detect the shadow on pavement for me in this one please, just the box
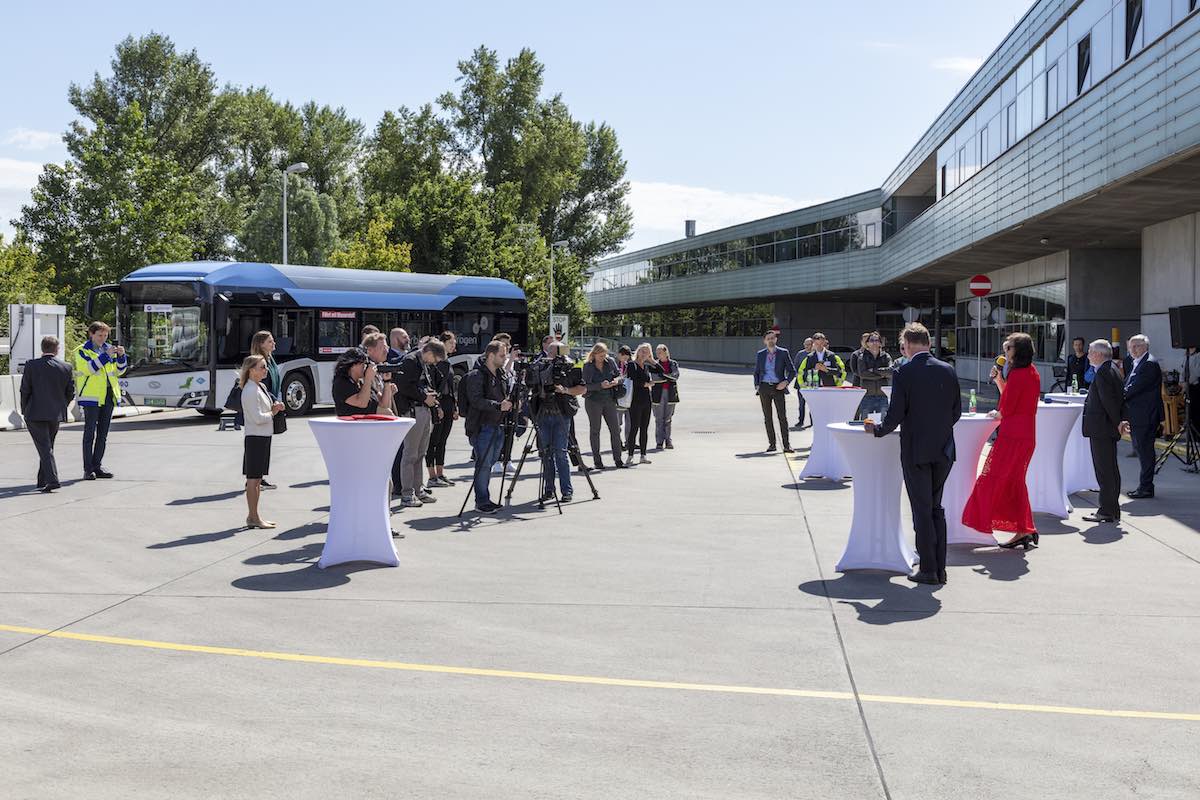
[798,574,942,623]
[786,480,850,491]
[1078,523,1126,545]
[289,479,329,489]
[735,451,785,459]
[947,545,1032,581]
[273,521,327,541]
[166,490,244,506]
[147,527,245,549]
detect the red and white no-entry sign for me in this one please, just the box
[969,274,992,297]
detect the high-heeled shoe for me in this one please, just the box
[1031,532,1039,546]
[998,534,1034,550]
[246,518,277,529]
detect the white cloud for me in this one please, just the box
[2,127,60,151]
[624,180,823,253]
[0,157,44,239]
[931,56,984,76]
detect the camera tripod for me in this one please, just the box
[504,401,600,512]
[458,372,527,518]
[1155,357,1199,474]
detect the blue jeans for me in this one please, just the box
[857,393,889,420]
[82,403,115,473]
[537,413,573,496]
[472,425,503,505]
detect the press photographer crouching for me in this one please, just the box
[527,340,587,502]
[463,340,514,513]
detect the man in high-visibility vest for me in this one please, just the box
[795,332,847,387]
[74,320,128,479]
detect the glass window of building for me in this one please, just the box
[1076,34,1092,95]
[1126,0,1144,58]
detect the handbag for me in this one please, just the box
[223,382,241,411]
[273,409,288,435]
[616,377,634,410]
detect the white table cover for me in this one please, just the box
[943,413,1001,545]
[882,386,893,401]
[309,417,414,569]
[1043,392,1097,494]
[830,423,918,574]
[1026,402,1083,519]
[798,388,866,479]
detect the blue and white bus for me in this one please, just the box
[86,261,528,415]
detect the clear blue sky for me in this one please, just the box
[0,0,1033,253]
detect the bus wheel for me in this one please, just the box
[283,372,314,416]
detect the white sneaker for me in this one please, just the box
[639,455,652,464]
[418,490,437,503]
[491,463,504,475]
[401,496,423,508]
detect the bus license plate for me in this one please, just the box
[144,397,167,407]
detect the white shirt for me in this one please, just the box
[241,381,274,437]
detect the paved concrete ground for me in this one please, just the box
[1,366,1197,799]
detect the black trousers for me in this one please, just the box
[1088,435,1121,518]
[425,414,453,467]
[1130,424,1157,492]
[796,391,807,427]
[901,458,952,576]
[626,402,651,456]
[27,420,61,487]
[758,385,790,448]
[391,443,405,494]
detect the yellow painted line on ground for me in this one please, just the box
[2,623,1197,722]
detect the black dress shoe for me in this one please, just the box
[40,484,59,493]
[94,469,113,479]
[260,479,276,489]
[1082,513,1116,523]
[83,472,96,481]
[938,569,948,584]
[1126,489,1154,499]
[615,460,629,469]
[783,445,795,453]
[766,444,777,453]
[593,461,606,471]
[906,572,941,585]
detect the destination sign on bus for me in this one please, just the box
[320,310,356,319]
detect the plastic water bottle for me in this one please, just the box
[969,388,977,414]
[1071,374,1079,395]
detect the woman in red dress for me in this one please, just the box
[962,332,1041,549]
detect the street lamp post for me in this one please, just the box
[549,239,569,335]
[282,162,309,264]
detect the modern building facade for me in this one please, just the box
[583,0,1200,386]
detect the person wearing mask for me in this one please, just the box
[425,331,459,488]
[1065,337,1090,391]
[239,354,285,529]
[534,340,587,501]
[74,321,128,480]
[852,331,892,419]
[582,342,626,470]
[387,327,410,362]
[795,333,846,387]
[1120,334,1163,499]
[463,341,513,513]
[753,330,796,453]
[393,339,447,508]
[962,332,1041,549]
[651,344,681,450]
[20,335,74,492]
[793,337,814,429]
[864,323,960,585]
[624,343,659,464]
[1081,339,1124,523]
[249,331,283,489]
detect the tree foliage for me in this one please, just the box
[239,172,340,266]
[329,211,412,271]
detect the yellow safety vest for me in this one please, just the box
[74,343,127,406]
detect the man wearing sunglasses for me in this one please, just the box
[851,331,893,420]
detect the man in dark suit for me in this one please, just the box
[19,336,75,493]
[753,330,796,453]
[1081,340,1124,522]
[865,323,961,585]
[1120,334,1163,499]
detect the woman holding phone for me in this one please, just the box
[582,342,626,469]
[624,343,659,464]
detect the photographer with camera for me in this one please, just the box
[331,346,394,416]
[392,339,448,508]
[530,340,586,502]
[463,341,514,513]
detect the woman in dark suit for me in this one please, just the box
[962,332,1041,549]
[625,343,658,464]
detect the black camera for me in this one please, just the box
[374,361,404,377]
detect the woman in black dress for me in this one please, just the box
[425,331,459,488]
[624,343,658,464]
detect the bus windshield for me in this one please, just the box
[120,282,207,369]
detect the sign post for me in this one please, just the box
[549,314,569,342]
[969,274,992,393]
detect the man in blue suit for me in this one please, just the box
[865,323,961,585]
[1120,334,1163,499]
[753,330,796,453]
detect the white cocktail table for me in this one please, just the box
[943,413,1001,545]
[1025,402,1084,519]
[829,423,917,574]
[882,386,893,401]
[1043,392,1097,494]
[309,417,414,569]
[799,388,866,479]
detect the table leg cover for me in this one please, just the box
[309,418,414,569]
[1044,394,1097,494]
[1025,403,1083,519]
[830,424,918,574]
[799,388,866,479]
[943,414,1001,545]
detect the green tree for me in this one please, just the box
[382,172,496,276]
[239,171,340,266]
[293,102,365,239]
[224,87,303,210]
[17,103,205,316]
[361,104,451,200]
[328,211,412,271]
[0,235,59,371]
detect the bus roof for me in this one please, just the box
[122,261,525,310]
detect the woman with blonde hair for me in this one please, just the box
[239,354,285,529]
[249,330,283,488]
[652,343,680,450]
[582,342,626,469]
[624,343,659,464]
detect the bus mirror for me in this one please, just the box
[85,284,119,320]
